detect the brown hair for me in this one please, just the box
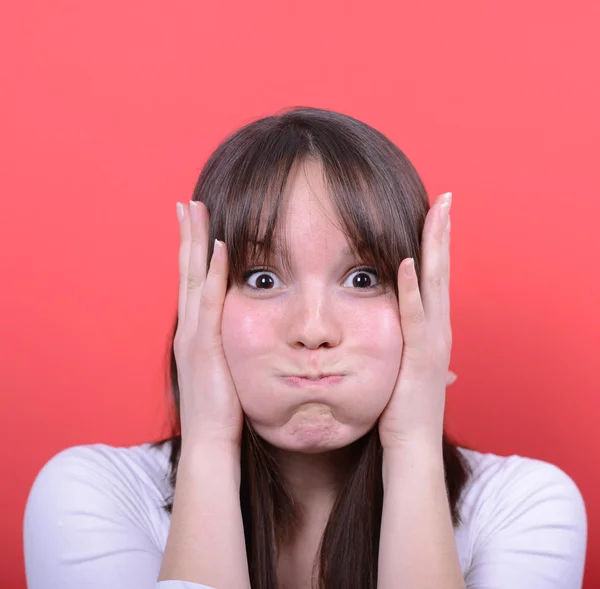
[153,106,473,588]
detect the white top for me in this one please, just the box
[23,441,588,589]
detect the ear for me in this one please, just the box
[446,370,458,386]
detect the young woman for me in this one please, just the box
[23,107,587,589]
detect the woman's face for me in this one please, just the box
[221,160,403,453]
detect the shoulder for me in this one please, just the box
[26,441,173,505]
[24,440,174,550]
[455,447,587,587]
[22,440,206,589]
[457,446,586,521]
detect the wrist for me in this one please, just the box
[178,439,242,487]
[382,438,444,485]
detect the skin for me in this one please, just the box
[221,159,404,516]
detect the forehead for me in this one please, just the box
[255,160,353,255]
[259,159,340,233]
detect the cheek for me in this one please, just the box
[347,304,404,411]
[221,293,273,366]
[221,293,283,404]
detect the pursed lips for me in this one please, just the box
[281,374,345,387]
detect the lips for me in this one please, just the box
[282,374,344,387]
[289,373,341,380]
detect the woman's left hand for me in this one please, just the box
[378,192,454,451]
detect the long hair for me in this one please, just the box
[153,106,472,588]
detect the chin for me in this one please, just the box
[253,421,371,455]
[273,438,350,455]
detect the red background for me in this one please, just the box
[1,1,599,587]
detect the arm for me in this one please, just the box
[158,442,251,588]
[378,441,466,589]
[376,192,464,588]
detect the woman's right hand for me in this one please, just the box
[173,200,244,449]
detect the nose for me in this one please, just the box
[286,285,342,350]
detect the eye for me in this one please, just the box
[242,266,380,291]
[343,267,379,289]
[243,268,282,291]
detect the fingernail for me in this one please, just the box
[404,258,415,278]
[440,204,450,228]
[189,200,198,222]
[210,239,223,264]
[176,202,184,223]
[439,192,452,228]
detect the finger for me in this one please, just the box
[420,192,451,328]
[182,200,210,332]
[447,370,457,386]
[441,196,451,333]
[397,257,427,354]
[439,196,451,328]
[177,201,191,328]
[198,239,229,343]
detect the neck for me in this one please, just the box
[269,445,354,525]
